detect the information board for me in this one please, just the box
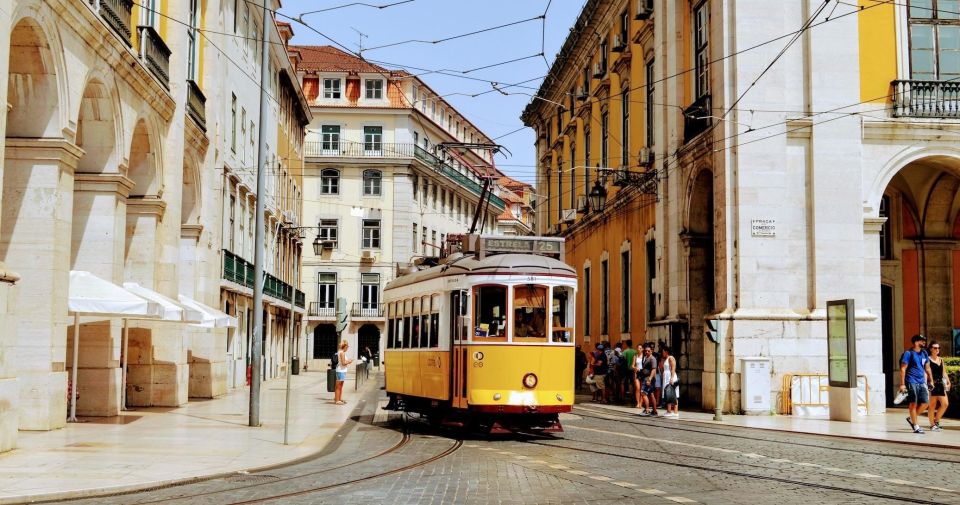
[826,299,857,388]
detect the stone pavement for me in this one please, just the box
[582,399,960,448]
[0,367,380,504]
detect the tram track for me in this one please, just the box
[522,432,951,504]
[573,405,960,463]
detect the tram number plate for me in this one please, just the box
[472,351,484,368]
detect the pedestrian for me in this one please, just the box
[637,343,658,416]
[592,343,609,403]
[575,344,588,392]
[660,346,679,417]
[608,342,622,403]
[621,340,638,403]
[899,334,933,434]
[927,341,951,432]
[334,340,353,405]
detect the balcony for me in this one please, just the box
[92,0,133,44]
[137,25,171,89]
[222,249,305,308]
[304,141,414,158]
[186,80,206,131]
[414,146,506,209]
[892,79,960,118]
[683,94,713,143]
[350,303,384,319]
[308,302,336,319]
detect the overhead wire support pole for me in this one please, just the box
[283,246,298,444]
[249,0,271,428]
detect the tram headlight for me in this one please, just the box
[522,373,538,389]
[556,394,564,402]
[493,393,502,401]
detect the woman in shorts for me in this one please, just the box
[334,340,353,405]
[927,342,950,431]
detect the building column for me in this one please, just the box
[3,138,81,430]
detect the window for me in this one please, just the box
[620,10,629,42]
[363,170,382,196]
[141,0,158,27]
[473,285,507,340]
[402,300,411,348]
[694,1,710,98]
[553,286,573,343]
[419,297,429,348]
[646,59,655,146]
[909,0,960,81]
[880,195,893,260]
[364,126,383,153]
[323,78,342,99]
[570,143,577,209]
[583,266,591,338]
[187,0,199,81]
[362,219,381,248]
[360,273,380,312]
[514,285,548,342]
[430,294,440,347]
[230,94,237,152]
[557,156,563,222]
[621,88,630,167]
[321,125,340,153]
[365,79,384,99]
[228,194,236,250]
[412,224,418,254]
[583,66,591,94]
[600,258,609,335]
[320,169,340,195]
[646,238,656,322]
[601,111,609,168]
[422,225,427,250]
[556,105,564,135]
[317,272,336,311]
[621,249,631,332]
[545,170,552,228]
[600,39,608,74]
[318,219,338,248]
[584,126,591,191]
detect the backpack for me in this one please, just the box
[331,351,339,369]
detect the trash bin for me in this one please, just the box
[327,368,336,392]
[291,356,300,375]
[374,354,380,367]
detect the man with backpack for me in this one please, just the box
[637,343,658,416]
[900,334,934,434]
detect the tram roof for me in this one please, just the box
[385,253,576,291]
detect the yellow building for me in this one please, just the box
[522,0,657,348]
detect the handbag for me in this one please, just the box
[663,382,678,403]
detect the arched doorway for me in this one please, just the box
[878,155,960,398]
[684,169,714,408]
[358,324,381,357]
[313,324,337,360]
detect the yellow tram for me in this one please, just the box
[383,235,576,433]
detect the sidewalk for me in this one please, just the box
[0,368,380,504]
[580,399,960,449]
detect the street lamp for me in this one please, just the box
[312,235,324,256]
[588,180,608,213]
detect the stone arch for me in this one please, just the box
[127,117,162,197]
[75,78,121,174]
[681,167,714,409]
[866,146,960,216]
[181,155,201,225]
[6,15,66,138]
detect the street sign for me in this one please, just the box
[335,297,348,335]
[706,319,721,343]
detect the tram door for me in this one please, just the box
[450,290,469,408]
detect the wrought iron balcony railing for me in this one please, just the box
[137,25,171,89]
[222,249,305,308]
[350,303,384,318]
[683,94,713,143]
[92,0,133,44]
[308,302,335,318]
[892,79,960,118]
[304,141,414,158]
[186,79,206,131]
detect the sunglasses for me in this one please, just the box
[931,346,941,350]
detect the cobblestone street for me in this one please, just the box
[50,380,960,505]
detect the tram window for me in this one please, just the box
[387,317,395,348]
[430,312,439,347]
[473,285,507,340]
[552,286,574,343]
[402,316,411,348]
[420,313,429,348]
[410,313,421,348]
[513,285,548,342]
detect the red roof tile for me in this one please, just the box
[292,45,388,74]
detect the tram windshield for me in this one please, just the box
[552,286,574,343]
[473,285,507,341]
[513,285,548,342]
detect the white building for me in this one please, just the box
[290,46,506,366]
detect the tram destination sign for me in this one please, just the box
[476,236,564,260]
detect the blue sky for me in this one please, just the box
[278,0,585,186]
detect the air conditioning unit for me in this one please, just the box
[561,208,576,223]
[321,240,335,250]
[281,210,296,224]
[361,250,375,262]
[576,195,589,213]
[636,0,653,20]
[576,86,588,101]
[638,147,655,167]
[612,34,627,52]
[592,62,604,78]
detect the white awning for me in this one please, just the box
[68,271,162,318]
[124,282,203,322]
[178,294,238,328]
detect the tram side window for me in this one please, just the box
[514,285,548,342]
[402,316,411,348]
[473,285,507,340]
[387,317,394,348]
[430,293,440,347]
[420,296,430,349]
[552,286,574,343]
